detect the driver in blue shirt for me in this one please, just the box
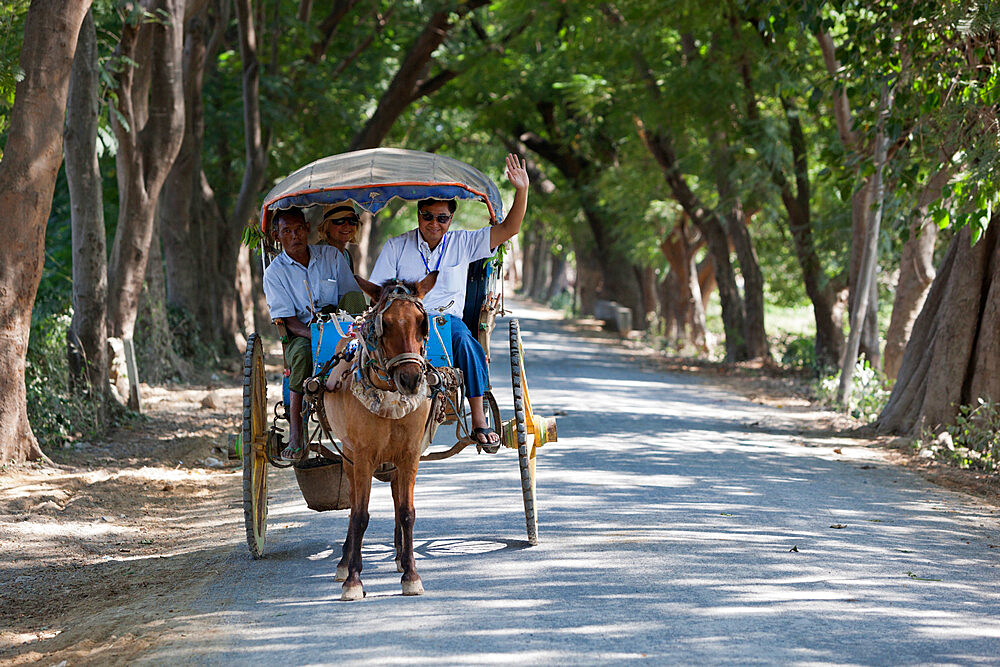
[366,154,529,447]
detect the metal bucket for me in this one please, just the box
[294,456,351,511]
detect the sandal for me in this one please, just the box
[280,442,306,462]
[473,427,501,454]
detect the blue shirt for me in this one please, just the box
[263,245,360,326]
[368,227,493,317]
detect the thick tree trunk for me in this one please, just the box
[65,9,109,399]
[107,0,185,340]
[161,4,210,323]
[0,0,91,463]
[728,212,769,359]
[659,221,707,349]
[637,266,658,329]
[877,222,999,434]
[883,168,948,380]
[656,271,679,343]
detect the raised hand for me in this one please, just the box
[505,153,529,191]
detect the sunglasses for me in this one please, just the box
[326,216,360,226]
[420,211,452,224]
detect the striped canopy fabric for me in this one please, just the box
[259,148,505,233]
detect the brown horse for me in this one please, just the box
[323,272,438,601]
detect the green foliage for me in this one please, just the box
[916,398,1000,473]
[778,334,817,371]
[25,309,120,451]
[815,358,891,423]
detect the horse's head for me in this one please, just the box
[357,272,438,395]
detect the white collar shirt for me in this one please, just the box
[263,244,360,326]
[368,227,493,317]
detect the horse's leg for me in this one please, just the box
[335,473,355,582]
[341,466,372,601]
[394,462,423,596]
[391,475,404,573]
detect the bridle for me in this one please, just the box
[357,282,429,390]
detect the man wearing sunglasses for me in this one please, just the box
[367,153,529,448]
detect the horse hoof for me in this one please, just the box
[335,564,348,581]
[341,584,364,601]
[402,579,424,596]
[395,558,403,573]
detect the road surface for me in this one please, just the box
[142,301,1000,665]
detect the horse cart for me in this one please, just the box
[232,148,558,563]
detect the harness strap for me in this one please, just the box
[385,352,426,370]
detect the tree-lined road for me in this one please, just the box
[143,303,1000,664]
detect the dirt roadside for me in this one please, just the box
[0,371,252,666]
[2,321,997,665]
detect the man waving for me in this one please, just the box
[366,153,529,447]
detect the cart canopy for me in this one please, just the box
[260,148,505,233]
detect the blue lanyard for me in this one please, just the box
[420,234,447,274]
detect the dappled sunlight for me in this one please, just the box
[129,306,1000,665]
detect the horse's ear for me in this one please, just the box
[415,271,438,299]
[356,275,381,301]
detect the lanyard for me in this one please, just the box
[419,234,447,274]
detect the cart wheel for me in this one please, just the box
[242,333,269,559]
[509,319,538,545]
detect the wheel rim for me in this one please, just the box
[509,319,538,545]
[242,333,268,558]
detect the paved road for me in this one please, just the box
[144,301,1000,665]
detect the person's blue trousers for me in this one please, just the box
[448,314,489,397]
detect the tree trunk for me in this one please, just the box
[637,265,658,329]
[638,125,747,359]
[161,3,211,323]
[883,167,949,380]
[849,178,881,367]
[656,271,679,343]
[107,0,185,340]
[659,220,707,349]
[136,217,188,382]
[530,237,551,302]
[710,136,769,360]
[573,241,601,316]
[0,0,91,463]
[65,9,109,400]
[877,222,999,435]
[728,212,769,359]
[520,227,537,296]
[839,84,892,403]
